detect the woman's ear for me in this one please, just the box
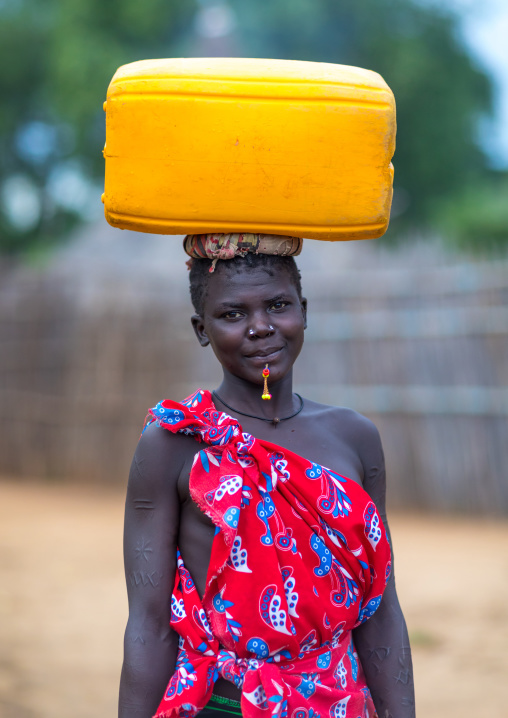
[191,315,210,347]
[301,298,308,330]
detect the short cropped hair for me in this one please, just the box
[188,254,303,315]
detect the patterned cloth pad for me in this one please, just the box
[183,234,303,272]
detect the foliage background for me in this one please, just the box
[0,0,507,257]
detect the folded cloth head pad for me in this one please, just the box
[184,233,303,272]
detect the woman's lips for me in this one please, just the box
[245,347,283,362]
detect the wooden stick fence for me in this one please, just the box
[1,237,506,513]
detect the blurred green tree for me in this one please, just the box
[0,0,501,256]
[0,0,195,256]
[236,0,495,236]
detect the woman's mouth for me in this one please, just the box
[245,347,283,362]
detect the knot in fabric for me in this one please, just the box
[215,649,289,717]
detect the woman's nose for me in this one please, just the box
[248,322,275,338]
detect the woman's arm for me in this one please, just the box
[119,423,183,718]
[353,421,416,718]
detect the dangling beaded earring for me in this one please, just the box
[261,364,271,400]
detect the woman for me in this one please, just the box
[119,234,415,718]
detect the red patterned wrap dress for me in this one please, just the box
[143,390,391,718]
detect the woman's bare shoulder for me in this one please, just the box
[302,396,380,437]
[132,421,199,485]
[301,396,383,464]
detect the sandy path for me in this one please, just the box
[0,480,507,717]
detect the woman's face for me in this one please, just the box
[192,264,307,386]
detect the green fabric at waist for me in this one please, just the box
[208,694,242,715]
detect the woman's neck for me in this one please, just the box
[215,369,296,420]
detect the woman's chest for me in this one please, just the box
[239,418,365,487]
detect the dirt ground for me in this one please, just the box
[1,479,507,717]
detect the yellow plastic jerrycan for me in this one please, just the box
[103,58,395,240]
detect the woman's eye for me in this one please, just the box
[223,310,243,319]
[270,301,288,311]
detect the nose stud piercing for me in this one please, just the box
[249,326,274,336]
[261,364,272,400]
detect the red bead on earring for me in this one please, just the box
[261,364,271,400]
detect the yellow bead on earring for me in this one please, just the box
[261,364,271,400]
